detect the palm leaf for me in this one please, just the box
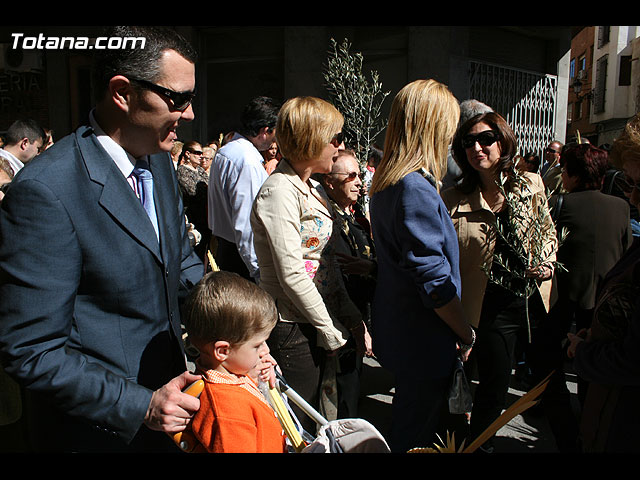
[462,370,553,453]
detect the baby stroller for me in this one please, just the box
[266,371,390,453]
[173,371,390,453]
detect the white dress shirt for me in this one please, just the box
[207,133,268,280]
[89,110,159,238]
[0,149,23,176]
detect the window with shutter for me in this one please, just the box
[594,54,608,113]
[597,26,610,48]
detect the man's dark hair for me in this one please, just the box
[240,96,280,138]
[91,26,197,104]
[3,119,45,146]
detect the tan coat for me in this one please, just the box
[441,172,558,328]
[250,159,359,351]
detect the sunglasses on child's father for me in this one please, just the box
[128,77,196,112]
[462,130,500,149]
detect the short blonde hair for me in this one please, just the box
[276,96,344,165]
[369,79,459,195]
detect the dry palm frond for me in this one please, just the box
[407,371,553,453]
[408,431,466,453]
[462,370,553,453]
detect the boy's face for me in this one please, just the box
[225,332,271,376]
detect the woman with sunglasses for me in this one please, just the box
[177,140,209,259]
[442,111,558,452]
[250,97,365,434]
[368,79,474,453]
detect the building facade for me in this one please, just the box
[1,26,571,158]
[589,26,640,146]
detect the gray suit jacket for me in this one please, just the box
[0,125,204,451]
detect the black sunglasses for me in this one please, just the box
[332,171,359,181]
[462,130,500,149]
[330,132,344,147]
[187,149,203,156]
[128,77,196,112]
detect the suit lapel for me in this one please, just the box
[75,126,163,263]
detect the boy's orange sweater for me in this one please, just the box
[190,370,287,453]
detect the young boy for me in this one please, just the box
[182,271,286,453]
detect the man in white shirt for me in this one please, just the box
[207,96,280,281]
[0,119,45,175]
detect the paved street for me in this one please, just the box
[356,356,580,453]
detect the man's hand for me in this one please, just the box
[143,371,202,434]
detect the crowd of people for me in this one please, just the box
[1,25,640,455]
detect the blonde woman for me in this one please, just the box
[250,96,364,433]
[369,79,475,453]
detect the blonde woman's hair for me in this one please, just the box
[276,96,344,165]
[610,113,640,169]
[369,79,460,195]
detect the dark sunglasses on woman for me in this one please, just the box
[462,130,500,149]
[330,132,344,147]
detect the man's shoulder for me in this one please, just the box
[218,138,263,167]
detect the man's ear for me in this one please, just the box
[213,340,231,362]
[323,175,335,190]
[18,137,30,152]
[108,75,135,113]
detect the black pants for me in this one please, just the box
[469,293,529,448]
[389,371,449,453]
[335,337,363,419]
[213,236,252,280]
[267,321,323,436]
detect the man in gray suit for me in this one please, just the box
[0,26,204,452]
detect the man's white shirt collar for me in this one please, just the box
[0,149,23,176]
[89,110,138,178]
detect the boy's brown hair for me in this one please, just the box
[182,271,277,349]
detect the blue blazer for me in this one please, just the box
[0,125,204,450]
[370,171,461,378]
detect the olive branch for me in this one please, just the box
[323,38,390,174]
[481,167,568,341]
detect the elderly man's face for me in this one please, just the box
[326,155,362,209]
[126,49,195,158]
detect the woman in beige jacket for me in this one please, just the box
[250,97,364,433]
[441,112,558,452]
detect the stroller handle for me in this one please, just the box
[275,371,328,427]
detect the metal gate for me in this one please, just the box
[469,61,558,160]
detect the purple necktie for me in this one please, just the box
[133,160,159,240]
